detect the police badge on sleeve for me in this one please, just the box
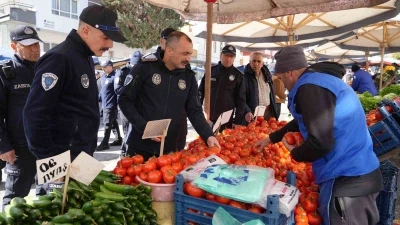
[178,79,186,90]
[124,75,133,86]
[42,73,58,91]
[81,74,89,88]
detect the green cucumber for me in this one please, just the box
[103,181,134,194]
[94,192,128,202]
[67,208,86,220]
[52,214,74,223]
[10,197,26,207]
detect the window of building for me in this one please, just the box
[42,42,58,52]
[52,0,78,19]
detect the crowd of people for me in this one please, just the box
[0,4,383,225]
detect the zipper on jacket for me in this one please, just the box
[163,74,172,117]
[335,197,347,224]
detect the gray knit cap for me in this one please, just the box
[274,46,308,73]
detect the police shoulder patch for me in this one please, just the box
[81,74,89,88]
[124,75,133,86]
[42,73,58,91]
[141,53,157,62]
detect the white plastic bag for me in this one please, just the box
[179,155,226,182]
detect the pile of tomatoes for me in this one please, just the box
[365,97,399,126]
[112,117,322,225]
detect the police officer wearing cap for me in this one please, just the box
[23,5,127,163]
[97,60,123,151]
[0,25,42,209]
[114,50,142,156]
[199,45,246,130]
[119,31,220,160]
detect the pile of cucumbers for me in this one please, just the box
[1,170,158,225]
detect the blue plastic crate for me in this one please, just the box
[376,160,399,225]
[369,115,400,156]
[174,172,296,225]
[379,100,400,128]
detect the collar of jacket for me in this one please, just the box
[154,58,187,76]
[217,61,236,72]
[244,63,270,81]
[155,46,165,60]
[302,62,345,79]
[105,70,116,77]
[13,54,35,69]
[66,29,95,57]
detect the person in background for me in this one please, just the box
[255,46,382,225]
[198,45,246,130]
[350,64,378,96]
[0,25,42,209]
[114,50,143,157]
[96,60,123,151]
[272,74,286,119]
[243,52,278,124]
[119,31,220,160]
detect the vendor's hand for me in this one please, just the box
[207,136,221,149]
[282,138,295,152]
[254,137,271,152]
[151,137,162,142]
[0,150,15,165]
[245,112,253,123]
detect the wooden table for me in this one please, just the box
[378,147,400,162]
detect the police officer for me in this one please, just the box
[96,60,122,151]
[0,25,42,209]
[114,50,143,157]
[119,31,220,160]
[198,45,246,130]
[23,5,127,162]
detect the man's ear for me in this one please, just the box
[10,42,17,51]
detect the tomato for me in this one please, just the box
[147,170,163,183]
[142,161,157,173]
[385,105,394,113]
[292,132,304,146]
[215,196,231,205]
[307,211,322,225]
[168,152,180,163]
[171,162,183,173]
[131,155,144,164]
[205,192,217,202]
[224,142,234,150]
[229,200,247,210]
[307,192,319,202]
[294,205,307,216]
[284,133,295,145]
[138,172,148,181]
[248,207,262,214]
[228,153,240,163]
[238,148,250,157]
[295,214,309,223]
[303,197,318,213]
[163,169,177,184]
[186,182,205,198]
[187,155,200,165]
[127,166,140,177]
[157,155,172,169]
[114,167,127,177]
[122,176,133,185]
[206,146,221,156]
[120,157,134,168]
[160,165,173,174]
[219,155,231,164]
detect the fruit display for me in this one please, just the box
[365,97,400,126]
[1,170,157,225]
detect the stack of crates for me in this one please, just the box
[369,100,400,156]
[376,160,399,225]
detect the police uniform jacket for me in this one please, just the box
[99,70,117,109]
[198,62,246,124]
[114,64,132,98]
[23,30,100,160]
[0,55,35,154]
[119,54,213,154]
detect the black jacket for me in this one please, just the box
[243,64,278,119]
[0,55,35,153]
[119,55,213,154]
[23,30,100,160]
[114,64,132,98]
[198,62,246,124]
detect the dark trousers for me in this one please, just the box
[2,146,37,210]
[100,108,122,145]
[330,192,380,225]
[119,108,130,155]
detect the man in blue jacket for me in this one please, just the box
[351,64,378,96]
[23,5,126,161]
[0,25,42,209]
[255,46,382,225]
[97,60,122,151]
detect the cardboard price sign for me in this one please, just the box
[36,150,71,185]
[69,152,105,185]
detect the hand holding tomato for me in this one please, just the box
[254,136,271,152]
[282,137,295,152]
[207,136,221,149]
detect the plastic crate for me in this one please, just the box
[376,160,399,225]
[174,172,296,225]
[369,116,400,156]
[379,99,400,126]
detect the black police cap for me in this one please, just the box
[160,28,176,39]
[10,25,42,45]
[79,5,127,43]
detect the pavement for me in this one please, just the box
[0,106,293,208]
